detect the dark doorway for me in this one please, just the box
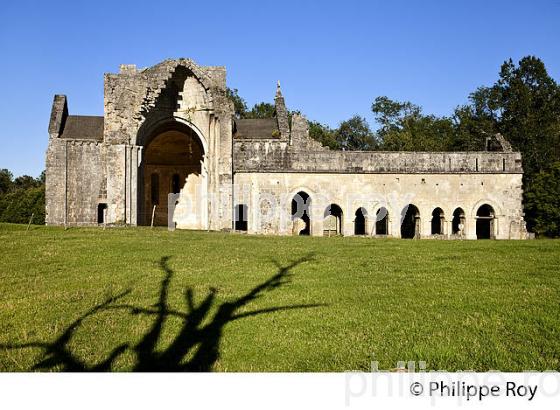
[476,204,495,239]
[291,191,311,235]
[234,204,248,231]
[401,204,420,239]
[375,207,389,235]
[431,207,445,235]
[97,203,107,224]
[452,208,465,235]
[354,208,367,235]
[324,204,343,236]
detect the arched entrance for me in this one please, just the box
[452,208,466,236]
[139,122,205,226]
[375,207,389,235]
[324,204,343,236]
[431,207,445,235]
[291,191,311,235]
[354,207,367,235]
[401,204,420,239]
[476,204,495,239]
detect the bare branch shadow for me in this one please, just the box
[1,253,322,371]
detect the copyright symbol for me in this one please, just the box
[410,382,423,396]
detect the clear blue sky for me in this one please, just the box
[1,0,559,177]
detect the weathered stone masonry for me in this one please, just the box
[46,58,528,239]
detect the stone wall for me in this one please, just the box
[233,140,522,174]
[46,59,235,228]
[45,139,105,225]
[232,171,526,239]
[45,57,528,238]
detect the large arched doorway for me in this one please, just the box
[431,207,445,235]
[140,122,204,226]
[476,204,495,239]
[375,207,389,235]
[401,204,420,239]
[291,191,311,235]
[354,207,367,235]
[324,204,343,236]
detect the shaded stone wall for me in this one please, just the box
[46,139,105,225]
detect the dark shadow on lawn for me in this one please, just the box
[1,254,321,371]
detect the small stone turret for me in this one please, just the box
[48,95,68,138]
[274,81,290,141]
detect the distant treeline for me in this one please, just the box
[0,170,45,225]
[228,56,560,237]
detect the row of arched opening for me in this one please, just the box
[234,191,496,239]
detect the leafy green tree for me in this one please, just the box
[226,88,247,119]
[450,86,502,151]
[371,96,453,151]
[0,170,45,224]
[335,116,377,151]
[0,168,13,195]
[464,57,560,234]
[524,162,560,237]
[244,102,276,119]
[488,57,560,177]
[14,175,40,190]
[308,121,339,149]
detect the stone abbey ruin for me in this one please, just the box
[46,58,528,239]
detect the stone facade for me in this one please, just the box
[45,58,528,239]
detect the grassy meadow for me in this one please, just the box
[0,223,559,372]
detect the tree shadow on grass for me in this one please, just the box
[1,254,322,371]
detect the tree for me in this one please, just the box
[308,121,339,149]
[371,96,453,151]
[524,162,560,237]
[450,86,501,151]
[335,116,377,151]
[0,169,13,195]
[244,102,276,119]
[14,175,40,190]
[465,57,560,234]
[226,88,247,119]
[0,170,45,224]
[489,57,560,177]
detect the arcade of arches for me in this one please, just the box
[277,199,496,239]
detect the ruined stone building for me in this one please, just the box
[46,58,528,239]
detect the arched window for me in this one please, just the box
[401,204,420,239]
[324,204,343,236]
[171,173,181,194]
[452,208,465,235]
[376,207,389,235]
[150,173,159,205]
[476,204,495,239]
[431,207,445,235]
[234,204,248,231]
[354,208,367,235]
[291,191,311,235]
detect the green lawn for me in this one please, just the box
[0,223,559,372]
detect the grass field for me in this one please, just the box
[0,223,559,372]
